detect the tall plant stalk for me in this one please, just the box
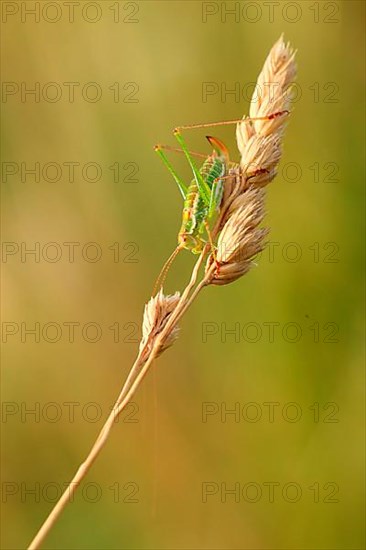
[27,35,297,549]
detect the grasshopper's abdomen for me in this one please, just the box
[201,155,226,188]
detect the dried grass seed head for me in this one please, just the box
[207,186,269,286]
[236,34,297,180]
[139,289,180,358]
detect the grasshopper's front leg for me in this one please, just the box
[154,145,188,200]
[173,130,211,208]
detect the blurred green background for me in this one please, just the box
[1,1,365,549]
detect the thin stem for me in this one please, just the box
[171,263,215,326]
[27,250,207,550]
[27,350,144,550]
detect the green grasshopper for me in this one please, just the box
[155,132,229,251]
[154,111,288,289]
[154,132,229,290]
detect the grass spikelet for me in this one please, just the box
[139,289,181,358]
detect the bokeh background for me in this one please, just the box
[1,1,365,549]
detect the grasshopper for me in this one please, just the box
[154,111,288,289]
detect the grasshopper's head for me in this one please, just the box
[206,135,230,162]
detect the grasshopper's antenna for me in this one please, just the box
[153,245,183,295]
